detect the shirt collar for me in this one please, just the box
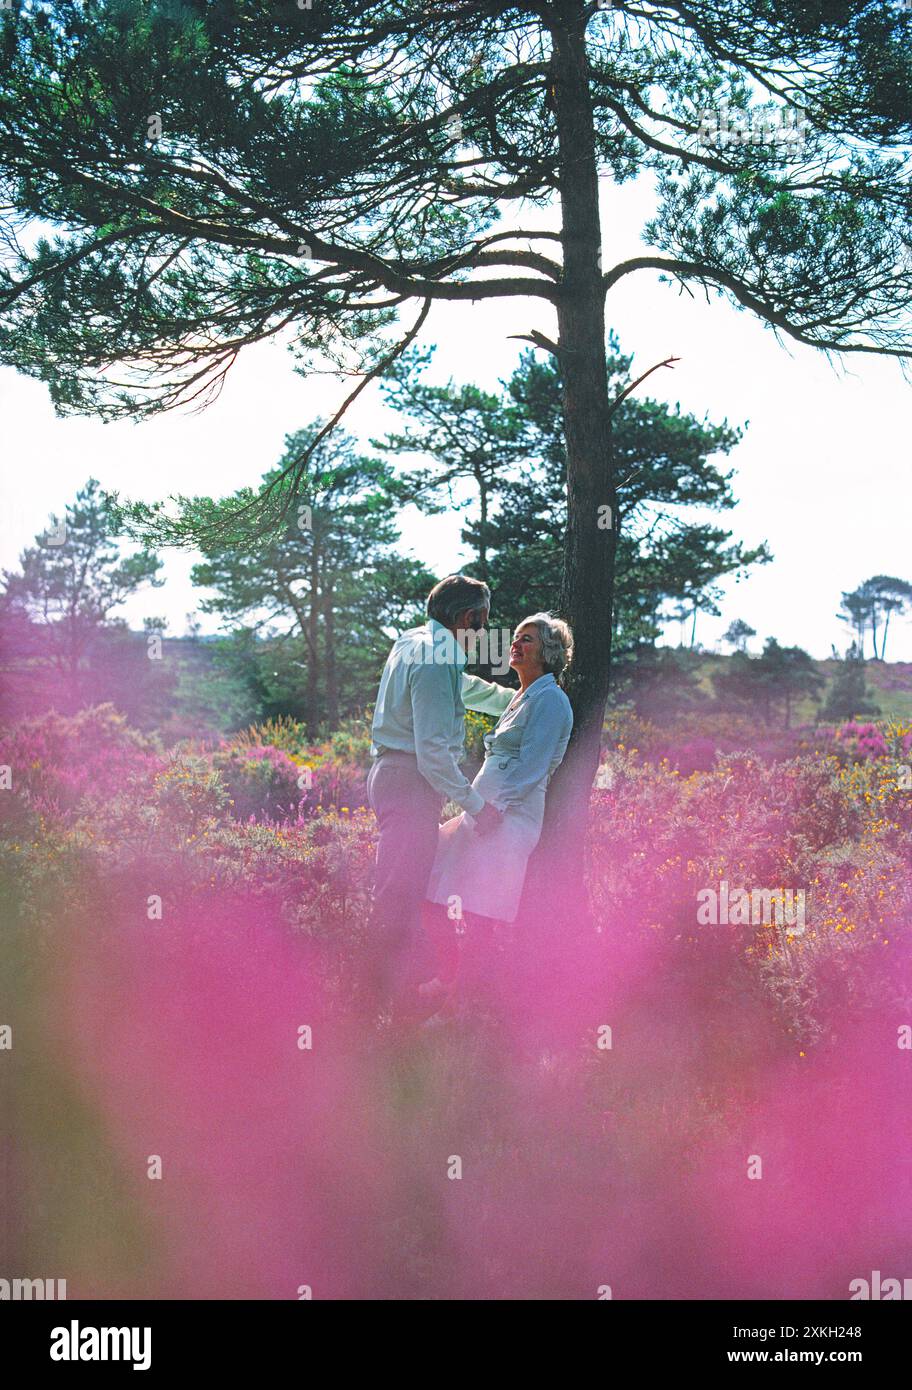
[513,672,556,702]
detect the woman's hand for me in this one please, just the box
[472,802,503,836]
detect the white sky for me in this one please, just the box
[1,177,911,659]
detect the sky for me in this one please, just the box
[2,176,911,660]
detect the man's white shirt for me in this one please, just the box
[370,618,513,814]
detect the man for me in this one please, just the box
[366,574,513,1008]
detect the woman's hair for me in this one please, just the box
[518,613,574,676]
[427,574,491,628]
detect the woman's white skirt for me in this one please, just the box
[425,761,547,923]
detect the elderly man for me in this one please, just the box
[366,574,513,1008]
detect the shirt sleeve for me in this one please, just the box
[461,671,515,717]
[485,696,573,811]
[409,661,485,814]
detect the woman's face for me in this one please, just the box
[509,623,546,678]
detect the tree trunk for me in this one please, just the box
[522,4,614,924]
[306,554,320,731]
[476,470,489,583]
[61,613,83,711]
[323,587,340,730]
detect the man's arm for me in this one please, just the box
[461,671,515,717]
[410,661,486,814]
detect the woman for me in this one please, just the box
[420,612,574,998]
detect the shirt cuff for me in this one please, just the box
[459,787,486,815]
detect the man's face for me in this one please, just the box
[453,604,489,648]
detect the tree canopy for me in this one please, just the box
[184,424,435,728]
[481,341,769,651]
[1,477,163,684]
[839,575,912,659]
[3,1,912,422]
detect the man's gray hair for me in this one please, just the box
[427,574,491,627]
[518,612,574,676]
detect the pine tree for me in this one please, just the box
[821,645,881,721]
[1,479,163,705]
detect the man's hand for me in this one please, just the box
[472,802,503,836]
